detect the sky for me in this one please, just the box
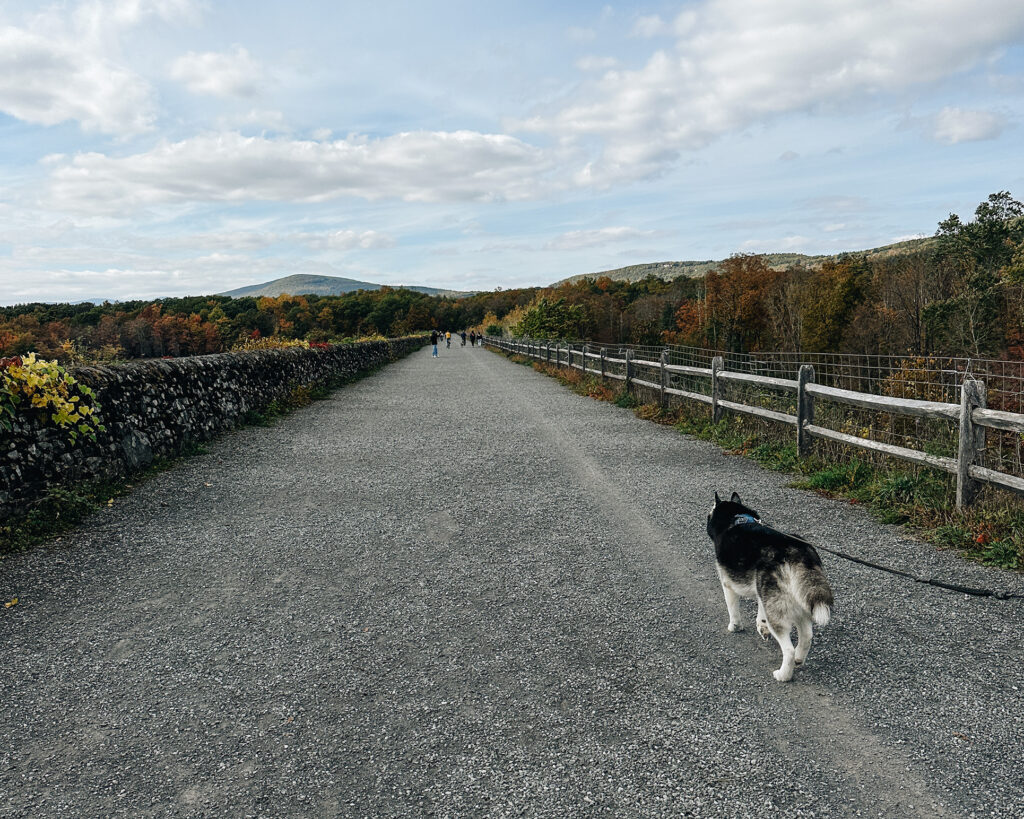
[1,0,1023,305]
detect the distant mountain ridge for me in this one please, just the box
[220,274,469,299]
[554,237,936,285]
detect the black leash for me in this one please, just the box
[728,515,1023,600]
[813,543,1024,600]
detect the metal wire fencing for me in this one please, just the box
[504,338,1024,483]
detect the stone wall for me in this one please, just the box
[1,337,425,522]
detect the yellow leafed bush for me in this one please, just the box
[231,337,310,351]
[0,353,104,442]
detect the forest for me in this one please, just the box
[2,191,1022,363]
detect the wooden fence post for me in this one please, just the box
[601,347,606,380]
[711,356,724,422]
[797,364,815,456]
[582,343,588,375]
[956,377,987,509]
[660,349,668,408]
[625,348,633,392]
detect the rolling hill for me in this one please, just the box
[220,274,468,299]
[553,237,936,285]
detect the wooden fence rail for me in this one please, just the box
[485,336,1024,509]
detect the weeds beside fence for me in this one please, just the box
[488,337,1024,510]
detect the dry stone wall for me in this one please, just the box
[1,337,425,522]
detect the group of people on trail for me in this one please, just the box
[430,329,483,357]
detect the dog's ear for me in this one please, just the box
[730,491,742,503]
[714,491,721,505]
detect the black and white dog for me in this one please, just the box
[706,492,834,682]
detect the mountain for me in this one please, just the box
[219,274,468,299]
[553,236,936,285]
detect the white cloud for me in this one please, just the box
[632,15,668,38]
[567,26,596,42]
[519,0,1024,185]
[0,0,200,135]
[44,130,557,212]
[217,108,289,132]
[576,56,618,71]
[0,24,155,134]
[545,226,659,250]
[778,150,800,162]
[298,230,396,250]
[741,234,810,252]
[170,46,264,98]
[930,106,1007,144]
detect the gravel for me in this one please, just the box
[2,344,1023,818]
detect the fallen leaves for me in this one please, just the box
[4,598,17,609]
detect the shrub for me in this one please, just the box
[1,353,104,442]
[231,337,310,351]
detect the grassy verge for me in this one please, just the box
[506,353,1024,571]
[1,364,391,559]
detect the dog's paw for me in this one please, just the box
[727,622,744,632]
[773,668,793,682]
[756,620,770,641]
[793,657,804,666]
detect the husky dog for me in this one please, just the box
[706,492,834,682]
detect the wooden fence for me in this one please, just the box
[486,337,1024,509]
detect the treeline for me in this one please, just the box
[0,288,538,362]
[3,191,1022,363]
[506,191,1024,358]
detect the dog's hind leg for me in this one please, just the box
[793,617,813,666]
[767,621,796,682]
[721,582,744,632]
[760,578,796,681]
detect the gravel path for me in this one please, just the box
[2,344,1023,818]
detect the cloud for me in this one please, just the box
[518,0,1024,185]
[217,108,289,132]
[298,229,396,250]
[0,0,201,135]
[170,46,264,98]
[778,150,800,162]
[44,130,557,212]
[545,226,660,250]
[632,15,668,38]
[567,26,597,42]
[0,23,155,134]
[929,106,1007,144]
[576,56,618,71]
[740,234,811,252]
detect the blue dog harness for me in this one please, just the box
[731,513,760,527]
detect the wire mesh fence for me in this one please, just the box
[499,338,1024,483]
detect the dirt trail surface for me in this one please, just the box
[2,346,1024,818]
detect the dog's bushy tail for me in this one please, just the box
[804,570,834,627]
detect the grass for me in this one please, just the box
[497,349,1024,571]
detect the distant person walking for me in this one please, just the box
[445,331,451,349]
[461,331,467,346]
[469,331,476,347]
[430,330,439,357]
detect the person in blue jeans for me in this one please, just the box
[430,329,439,357]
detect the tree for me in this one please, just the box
[511,296,585,339]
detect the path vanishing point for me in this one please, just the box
[2,344,1024,818]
